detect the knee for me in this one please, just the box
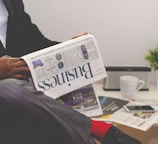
[0,79,25,99]
[0,78,20,86]
[0,78,37,102]
[0,79,20,111]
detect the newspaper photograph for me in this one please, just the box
[22,34,107,99]
[58,84,103,117]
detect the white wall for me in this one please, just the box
[23,0,158,82]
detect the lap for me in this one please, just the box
[0,78,94,144]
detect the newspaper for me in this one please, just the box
[92,96,158,131]
[58,84,103,117]
[133,100,158,126]
[108,105,158,131]
[22,34,107,99]
[109,104,158,131]
[93,96,130,119]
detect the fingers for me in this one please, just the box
[72,32,89,39]
[5,56,28,68]
[0,56,30,80]
[12,73,29,80]
[14,59,28,67]
[15,66,30,73]
[7,57,22,62]
[7,57,30,74]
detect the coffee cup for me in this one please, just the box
[120,75,145,99]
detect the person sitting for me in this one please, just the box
[0,0,141,143]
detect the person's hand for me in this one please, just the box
[0,55,30,80]
[71,32,88,39]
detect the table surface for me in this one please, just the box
[93,84,158,100]
[93,83,158,144]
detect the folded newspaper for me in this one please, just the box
[22,34,107,99]
[94,96,130,119]
[58,84,103,117]
[108,103,158,131]
[93,96,158,131]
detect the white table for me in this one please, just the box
[93,84,158,100]
[93,83,158,144]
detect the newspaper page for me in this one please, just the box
[107,102,158,131]
[22,34,107,99]
[133,99,158,126]
[92,97,158,131]
[57,84,103,117]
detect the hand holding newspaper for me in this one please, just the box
[22,34,107,99]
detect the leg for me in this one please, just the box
[0,78,95,144]
[0,78,141,144]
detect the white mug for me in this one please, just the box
[120,75,145,99]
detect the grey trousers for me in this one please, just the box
[0,78,96,144]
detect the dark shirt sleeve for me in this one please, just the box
[18,8,61,52]
[6,0,61,57]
